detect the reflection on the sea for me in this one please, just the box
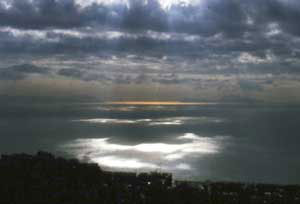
[73,117,225,126]
[92,156,158,169]
[96,105,191,112]
[61,133,228,172]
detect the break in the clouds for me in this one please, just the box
[1,0,300,103]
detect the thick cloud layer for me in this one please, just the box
[1,0,300,103]
[0,64,50,80]
[1,0,300,37]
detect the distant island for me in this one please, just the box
[1,151,299,204]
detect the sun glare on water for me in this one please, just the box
[104,101,218,105]
[62,133,225,171]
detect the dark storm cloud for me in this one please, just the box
[0,63,50,80]
[7,64,50,74]
[246,0,300,36]
[1,0,300,84]
[0,0,83,29]
[0,27,294,71]
[0,0,300,50]
[1,0,300,38]
[58,68,84,79]
[0,28,201,55]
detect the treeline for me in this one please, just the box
[0,151,299,204]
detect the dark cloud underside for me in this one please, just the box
[0,0,300,103]
[1,0,300,37]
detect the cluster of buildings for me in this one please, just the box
[0,151,299,203]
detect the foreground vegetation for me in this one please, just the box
[0,151,299,204]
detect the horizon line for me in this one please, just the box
[103,101,220,105]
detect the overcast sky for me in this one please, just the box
[1,0,300,103]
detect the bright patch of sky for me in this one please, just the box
[75,0,201,10]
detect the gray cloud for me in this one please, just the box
[1,27,299,75]
[0,0,300,99]
[0,63,50,80]
[58,68,84,79]
[0,0,83,29]
[58,68,113,82]
[1,0,300,38]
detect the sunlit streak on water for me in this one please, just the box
[61,133,228,172]
[73,117,225,126]
[74,118,137,124]
[92,156,158,169]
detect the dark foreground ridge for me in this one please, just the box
[0,152,299,204]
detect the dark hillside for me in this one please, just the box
[0,152,299,204]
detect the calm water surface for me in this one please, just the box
[1,103,300,184]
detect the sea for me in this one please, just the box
[1,102,300,184]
